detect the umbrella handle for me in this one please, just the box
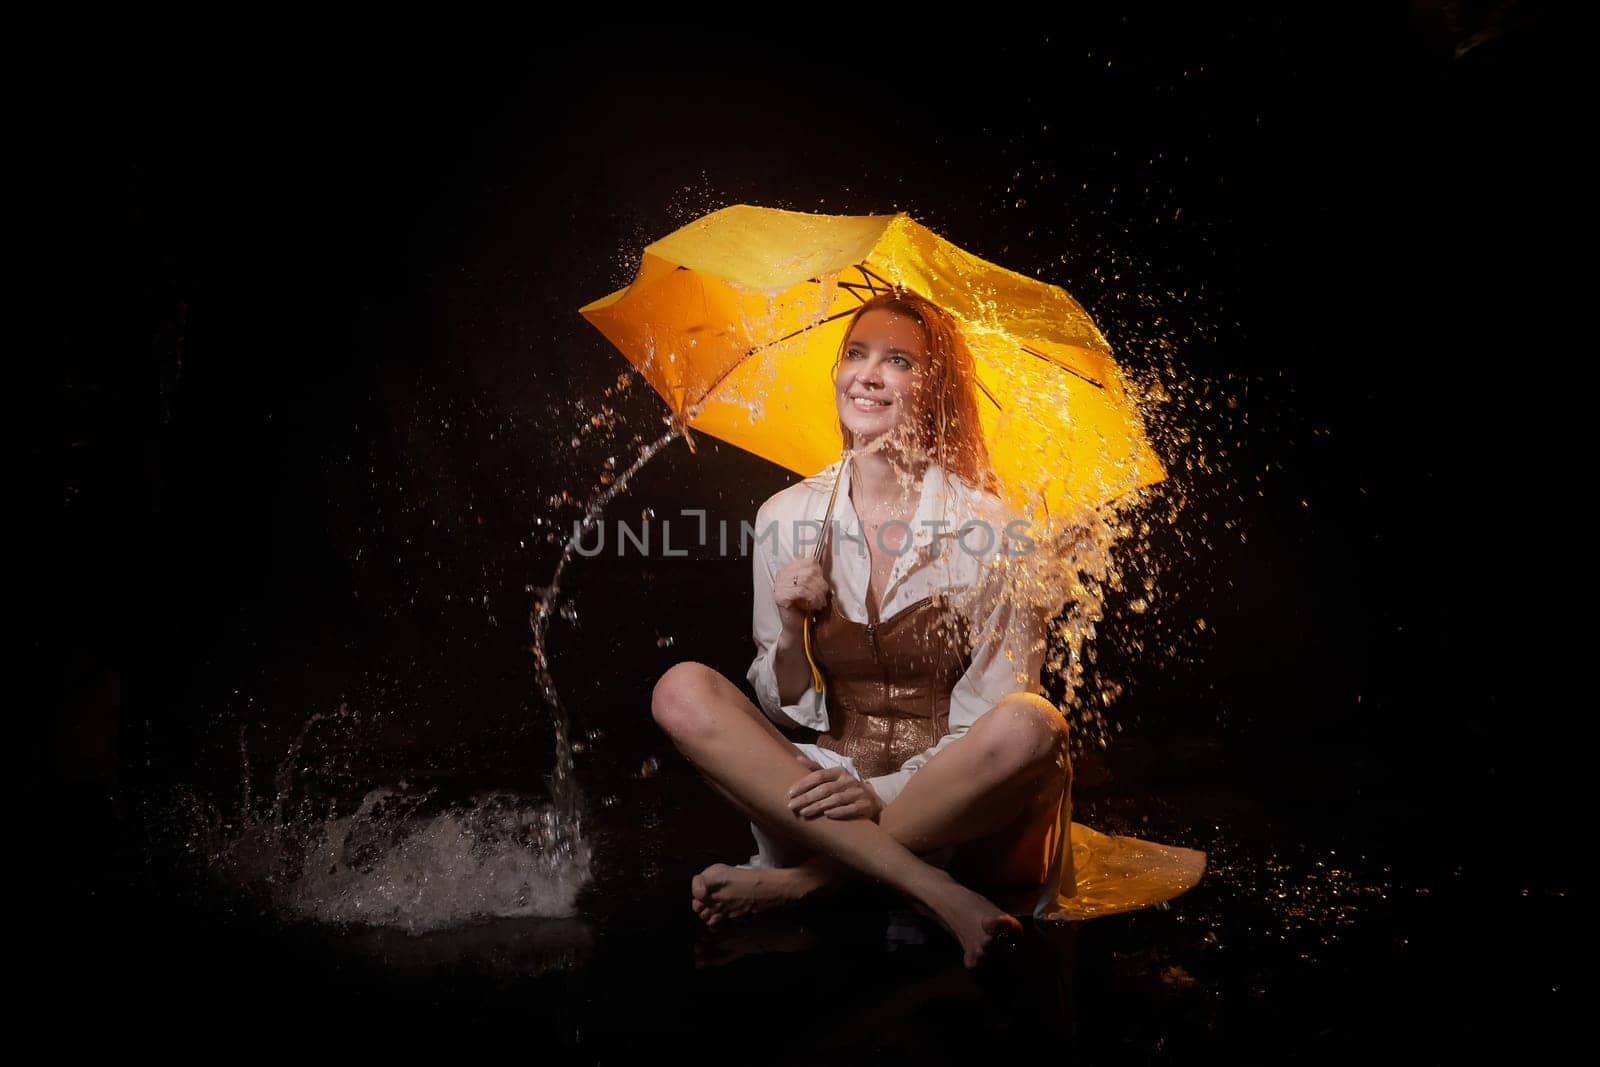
[803,614,824,693]
[801,450,848,697]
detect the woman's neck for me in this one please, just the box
[849,444,925,519]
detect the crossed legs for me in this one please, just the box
[650,661,1071,968]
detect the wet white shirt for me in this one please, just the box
[745,457,1051,803]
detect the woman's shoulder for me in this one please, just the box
[755,460,846,523]
[939,467,1016,526]
[934,466,1039,572]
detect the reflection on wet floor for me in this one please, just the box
[45,732,1572,1060]
[337,913,597,978]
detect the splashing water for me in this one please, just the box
[284,786,588,933]
[155,384,683,935]
[169,704,593,935]
[526,421,685,834]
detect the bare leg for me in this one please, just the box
[689,774,844,928]
[884,692,1070,855]
[666,672,841,925]
[696,692,1070,918]
[652,662,1022,969]
[760,693,1071,901]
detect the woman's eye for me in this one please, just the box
[891,356,910,368]
[845,349,864,360]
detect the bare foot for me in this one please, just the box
[690,863,824,927]
[915,875,1025,969]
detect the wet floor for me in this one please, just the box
[43,726,1571,1061]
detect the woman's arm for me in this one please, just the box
[771,621,815,709]
[746,504,834,732]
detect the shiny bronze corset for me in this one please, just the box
[812,594,972,780]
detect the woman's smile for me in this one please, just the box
[848,394,895,412]
[836,308,927,445]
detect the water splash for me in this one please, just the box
[283,787,588,934]
[147,372,690,936]
[526,422,683,833]
[172,707,593,935]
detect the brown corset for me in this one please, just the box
[813,593,972,780]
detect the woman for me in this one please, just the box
[651,289,1075,970]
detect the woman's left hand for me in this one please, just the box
[787,756,884,822]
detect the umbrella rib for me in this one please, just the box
[1020,344,1105,389]
[836,265,896,301]
[694,264,891,406]
[837,281,883,300]
[856,264,894,292]
[691,306,865,409]
[973,373,1002,411]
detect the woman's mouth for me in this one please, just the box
[850,396,893,412]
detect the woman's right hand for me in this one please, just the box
[788,754,883,822]
[774,557,830,639]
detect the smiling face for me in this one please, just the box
[835,308,928,449]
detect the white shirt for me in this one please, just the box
[745,457,1051,803]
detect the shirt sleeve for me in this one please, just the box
[746,498,831,732]
[881,541,1049,792]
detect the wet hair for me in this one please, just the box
[833,290,998,495]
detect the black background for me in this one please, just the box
[34,4,1576,1041]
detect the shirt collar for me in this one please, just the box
[830,456,961,545]
[908,463,953,547]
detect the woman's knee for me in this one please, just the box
[980,692,1071,778]
[651,661,720,737]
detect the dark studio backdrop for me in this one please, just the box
[34,3,1575,1025]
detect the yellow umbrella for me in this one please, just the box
[578,204,1165,523]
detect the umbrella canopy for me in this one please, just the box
[579,204,1164,520]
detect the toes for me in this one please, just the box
[699,864,733,895]
[973,927,1023,971]
[983,913,1023,936]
